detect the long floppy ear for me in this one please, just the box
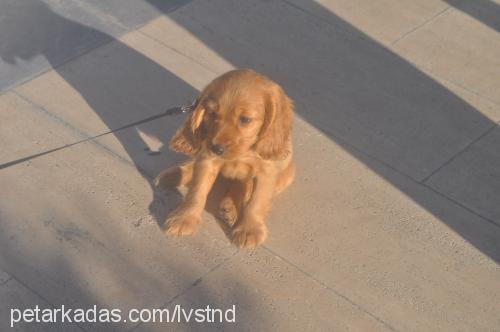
[255,84,294,160]
[169,101,206,155]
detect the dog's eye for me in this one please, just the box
[208,111,218,119]
[239,116,252,124]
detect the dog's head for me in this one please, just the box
[170,69,293,160]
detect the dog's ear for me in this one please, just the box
[255,84,293,160]
[169,101,206,155]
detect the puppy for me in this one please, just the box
[154,69,295,249]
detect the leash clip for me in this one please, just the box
[180,99,197,113]
[165,99,198,116]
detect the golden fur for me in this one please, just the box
[154,69,295,249]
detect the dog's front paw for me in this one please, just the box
[218,197,238,226]
[232,218,268,249]
[162,210,199,236]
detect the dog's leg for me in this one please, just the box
[153,160,194,189]
[232,172,277,249]
[163,158,220,236]
[218,179,253,226]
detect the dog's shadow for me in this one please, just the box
[149,168,237,242]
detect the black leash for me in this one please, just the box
[0,100,197,170]
[115,98,197,130]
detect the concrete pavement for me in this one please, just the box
[1,0,499,331]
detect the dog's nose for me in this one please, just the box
[211,144,224,156]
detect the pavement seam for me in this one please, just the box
[417,67,500,107]
[129,250,240,331]
[390,6,451,46]
[262,246,399,331]
[422,182,500,228]
[421,123,498,183]
[136,29,221,75]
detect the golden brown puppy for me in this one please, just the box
[154,69,295,249]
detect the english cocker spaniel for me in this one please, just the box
[154,69,295,249]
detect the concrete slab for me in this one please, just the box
[0,127,237,331]
[135,249,391,331]
[139,0,497,182]
[0,92,83,165]
[426,125,500,226]
[262,120,500,331]
[0,278,82,331]
[285,0,448,44]
[392,6,500,105]
[14,31,215,138]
